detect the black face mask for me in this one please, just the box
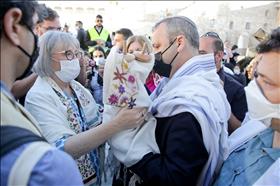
[153,38,179,77]
[16,26,39,80]
[97,74,103,86]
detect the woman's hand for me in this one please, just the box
[112,107,147,130]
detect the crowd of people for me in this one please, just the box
[1,1,279,186]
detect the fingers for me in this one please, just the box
[141,43,147,54]
[123,40,127,55]
[132,107,147,114]
[135,110,146,125]
[116,107,147,129]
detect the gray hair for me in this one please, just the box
[152,16,199,49]
[32,31,80,77]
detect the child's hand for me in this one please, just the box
[124,42,152,63]
[123,54,135,63]
[133,51,151,62]
[122,41,135,63]
[134,43,151,62]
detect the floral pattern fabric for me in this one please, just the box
[107,60,138,108]
[46,78,101,185]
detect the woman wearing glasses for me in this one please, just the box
[25,31,146,186]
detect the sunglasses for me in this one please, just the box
[201,32,220,39]
[96,19,103,23]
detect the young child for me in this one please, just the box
[103,35,159,167]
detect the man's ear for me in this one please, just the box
[177,35,185,52]
[34,23,41,36]
[218,51,224,60]
[3,8,23,46]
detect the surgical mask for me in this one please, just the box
[55,59,80,82]
[94,57,105,66]
[153,38,179,77]
[234,67,240,75]
[16,25,39,80]
[245,79,280,127]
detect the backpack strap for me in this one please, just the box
[0,125,46,157]
[8,141,53,186]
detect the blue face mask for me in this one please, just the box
[153,38,179,77]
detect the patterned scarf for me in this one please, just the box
[46,77,101,185]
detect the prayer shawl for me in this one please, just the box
[25,76,102,185]
[150,54,231,186]
[103,46,159,167]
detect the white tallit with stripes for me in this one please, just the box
[150,53,231,186]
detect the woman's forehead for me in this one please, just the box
[93,50,104,55]
[54,44,78,52]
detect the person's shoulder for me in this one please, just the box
[102,27,110,33]
[79,28,86,33]
[36,147,76,168]
[30,147,83,185]
[28,76,52,94]
[26,77,54,101]
[170,111,197,120]
[224,73,243,89]
[1,142,82,186]
[165,112,199,128]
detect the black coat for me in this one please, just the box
[130,112,209,186]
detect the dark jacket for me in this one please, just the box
[76,28,87,51]
[218,68,248,122]
[130,112,209,186]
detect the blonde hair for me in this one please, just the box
[126,35,153,54]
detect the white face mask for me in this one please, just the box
[55,58,80,82]
[234,68,240,75]
[94,57,105,66]
[245,79,280,127]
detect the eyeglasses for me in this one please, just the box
[201,32,220,39]
[41,26,62,31]
[56,50,83,60]
[96,19,103,23]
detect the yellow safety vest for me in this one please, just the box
[88,27,110,53]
